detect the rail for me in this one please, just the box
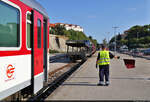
[28,59,86,101]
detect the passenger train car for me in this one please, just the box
[0,0,49,100]
[66,40,96,61]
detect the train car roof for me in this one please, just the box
[20,0,49,19]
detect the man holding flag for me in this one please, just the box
[96,45,119,86]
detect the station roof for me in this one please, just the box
[66,40,87,47]
[20,0,49,19]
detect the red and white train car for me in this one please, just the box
[0,0,49,100]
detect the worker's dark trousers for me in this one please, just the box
[99,65,109,83]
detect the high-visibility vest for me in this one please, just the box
[98,50,110,65]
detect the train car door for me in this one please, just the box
[43,19,48,83]
[33,10,44,94]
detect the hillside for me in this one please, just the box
[50,24,98,46]
[49,34,69,53]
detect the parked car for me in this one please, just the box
[119,48,128,54]
[131,49,143,56]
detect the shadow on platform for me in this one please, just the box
[111,77,150,80]
[70,77,98,79]
[62,82,97,86]
[68,76,150,81]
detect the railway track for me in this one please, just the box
[28,59,86,101]
[49,54,67,63]
[48,63,76,83]
[2,53,94,101]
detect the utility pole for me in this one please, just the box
[112,27,119,55]
[136,32,139,40]
[136,32,139,48]
[106,32,110,48]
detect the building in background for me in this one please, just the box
[50,23,84,32]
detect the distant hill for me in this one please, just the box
[50,24,98,46]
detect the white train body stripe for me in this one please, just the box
[0,55,31,100]
[34,72,44,94]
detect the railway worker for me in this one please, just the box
[96,45,119,86]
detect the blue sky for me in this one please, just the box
[37,0,149,43]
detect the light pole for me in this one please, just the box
[106,32,110,48]
[112,27,119,55]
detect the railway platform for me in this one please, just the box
[46,52,150,100]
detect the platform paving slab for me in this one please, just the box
[46,52,150,100]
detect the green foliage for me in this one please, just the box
[88,36,98,46]
[50,24,98,46]
[110,24,150,49]
[117,34,122,41]
[109,36,115,43]
[64,30,88,40]
[92,39,98,46]
[50,24,66,35]
[49,27,55,34]
[89,36,92,40]
[144,36,150,44]
[120,39,128,45]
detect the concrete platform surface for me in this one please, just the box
[46,52,150,100]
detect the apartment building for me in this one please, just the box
[50,23,84,32]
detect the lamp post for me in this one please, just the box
[107,32,110,48]
[112,27,119,55]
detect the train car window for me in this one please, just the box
[0,1,20,47]
[27,12,32,49]
[37,19,41,48]
[27,14,31,21]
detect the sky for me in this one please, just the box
[37,0,149,43]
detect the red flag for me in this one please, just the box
[123,59,135,69]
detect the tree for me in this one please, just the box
[50,24,66,35]
[117,33,122,41]
[54,24,66,35]
[89,36,92,40]
[49,27,55,34]
[110,24,150,49]
[49,24,99,46]
[109,36,115,43]
[120,39,128,45]
[88,35,98,46]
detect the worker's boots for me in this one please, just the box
[105,81,110,86]
[97,81,105,86]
